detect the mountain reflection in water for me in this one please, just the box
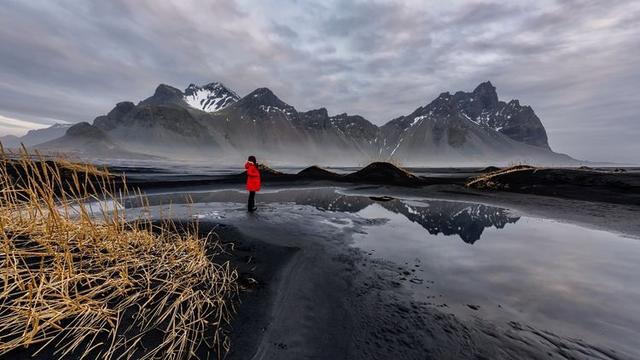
[136,188,519,243]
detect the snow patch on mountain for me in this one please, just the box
[183,83,239,112]
[410,115,429,128]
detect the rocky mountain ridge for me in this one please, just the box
[29,81,575,165]
[0,123,71,148]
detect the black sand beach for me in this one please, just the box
[109,159,640,360]
[173,185,639,360]
[4,161,640,359]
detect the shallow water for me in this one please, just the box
[123,187,640,356]
[350,202,640,355]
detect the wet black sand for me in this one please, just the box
[117,164,640,358]
[204,202,635,360]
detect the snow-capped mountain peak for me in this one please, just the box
[183,82,240,112]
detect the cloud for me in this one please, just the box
[0,114,50,136]
[271,23,299,39]
[0,0,638,162]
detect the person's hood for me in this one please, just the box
[245,161,255,169]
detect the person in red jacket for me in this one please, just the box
[245,155,261,212]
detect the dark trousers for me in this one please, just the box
[248,191,256,211]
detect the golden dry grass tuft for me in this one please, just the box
[0,147,238,359]
[465,164,538,189]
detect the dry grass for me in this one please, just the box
[466,164,538,189]
[0,147,238,359]
[54,157,111,178]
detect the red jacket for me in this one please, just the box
[245,161,261,192]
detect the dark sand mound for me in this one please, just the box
[236,163,292,180]
[479,166,501,173]
[256,163,285,177]
[226,162,424,187]
[297,165,341,180]
[344,162,422,186]
[467,165,640,205]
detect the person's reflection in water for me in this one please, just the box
[245,155,261,212]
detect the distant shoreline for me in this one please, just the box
[114,162,640,207]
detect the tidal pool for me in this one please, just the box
[126,187,640,356]
[349,201,640,356]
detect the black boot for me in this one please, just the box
[248,191,256,212]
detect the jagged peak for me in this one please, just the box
[105,101,136,119]
[425,92,455,109]
[153,83,183,97]
[238,87,291,109]
[473,81,496,93]
[66,122,108,139]
[115,101,135,107]
[303,108,329,117]
[201,81,225,89]
[472,81,499,107]
[186,82,221,90]
[249,87,277,98]
[185,81,236,94]
[113,101,135,112]
[438,91,452,99]
[331,113,369,122]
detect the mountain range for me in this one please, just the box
[3,81,576,165]
[0,123,71,149]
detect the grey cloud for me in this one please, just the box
[0,0,639,163]
[450,2,524,25]
[272,23,299,39]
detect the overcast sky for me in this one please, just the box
[1,0,638,163]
